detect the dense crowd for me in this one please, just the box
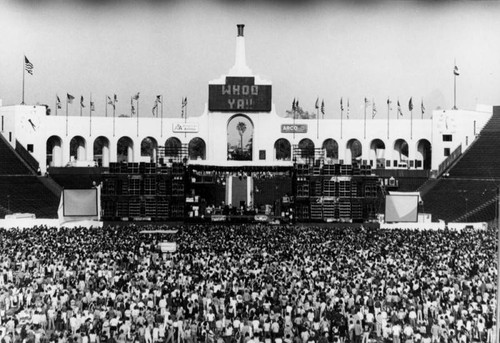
[0,224,498,343]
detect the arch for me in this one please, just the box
[274,138,291,161]
[141,136,158,162]
[416,139,432,170]
[188,137,206,160]
[164,137,182,160]
[69,136,87,162]
[346,139,362,164]
[117,136,134,163]
[322,139,338,161]
[298,138,315,160]
[370,139,386,168]
[227,114,254,161]
[46,135,63,167]
[93,136,110,167]
[393,139,409,167]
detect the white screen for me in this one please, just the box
[63,189,98,217]
[385,195,419,223]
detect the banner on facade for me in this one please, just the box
[172,123,199,133]
[281,124,308,133]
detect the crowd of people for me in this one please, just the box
[0,224,498,343]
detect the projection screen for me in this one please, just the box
[63,189,98,217]
[385,194,419,223]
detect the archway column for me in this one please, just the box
[102,145,110,167]
[52,143,63,167]
[76,144,86,161]
[128,145,135,163]
[109,141,117,163]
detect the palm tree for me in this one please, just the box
[236,122,247,151]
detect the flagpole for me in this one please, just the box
[293,104,296,141]
[421,98,423,119]
[113,98,116,137]
[411,109,413,140]
[137,98,139,137]
[397,100,399,120]
[364,99,367,140]
[340,106,343,140]
[387,99,390,140]
[21,56,25,105]
[316,106,319,140]
[185,98,187,139]
[90,93,92,137]
[80,99,82,117]
[55,96,58,117]
[161,96,164,138]
[453,72,457,110]
[105,96,108,118]
[66,97,69,137]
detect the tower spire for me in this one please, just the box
[229,24,252,76]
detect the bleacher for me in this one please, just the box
[0,136,32,175]
[0,176,59,218]
[0,136,59,218]
[422,106,500,222]
[422,178,498,223]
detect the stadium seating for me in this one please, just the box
[0,136,32,175]
[0,136,59,218]
[422,106,500,222]
[0,176,59,218]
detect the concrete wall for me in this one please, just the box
[0,103,492,174]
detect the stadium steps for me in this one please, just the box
[447,106,500,179]
[0,134,33,175]
[422,178,499,222]
[416,178,438,197]
[0,176,59,218]
[0,135,59,218]
[420,106,500,222]
[37,175,63,197]
[453,193,499,223]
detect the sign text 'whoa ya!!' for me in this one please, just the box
[208,77,272,112]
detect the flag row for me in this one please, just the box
[54,93,189,117]
[291,97,427,119]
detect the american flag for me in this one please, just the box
[24,56,34,75]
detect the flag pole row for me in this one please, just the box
[290,96,426,119]
[52,93,189,121]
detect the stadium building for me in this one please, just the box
[0,25,497,225]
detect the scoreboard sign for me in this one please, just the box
[209,77,272,112]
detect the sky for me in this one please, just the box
[1,0,500,120]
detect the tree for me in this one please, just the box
[285,104,315,119]
[236,122,247,151]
